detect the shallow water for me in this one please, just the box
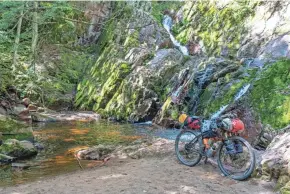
[0,121,179,187]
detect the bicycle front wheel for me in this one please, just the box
[217,136,255,180]
[175,130,202,167]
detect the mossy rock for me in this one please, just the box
[281,181,290,194]
[0,118,27,134]
[0,153,15,163]
[276,176,290,190]
[249,59,290,129]
[0,139,37,159]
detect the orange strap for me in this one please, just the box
[203,138,210,149]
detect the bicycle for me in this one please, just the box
[175,114,256,181]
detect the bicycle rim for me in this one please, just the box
[217,136,255,180]
[175,130,202,167]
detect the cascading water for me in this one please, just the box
[210,84,251,119]
[234,84,251,101]
[162,15,189,56]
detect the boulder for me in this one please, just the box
[258,34,290,62]
[18,109,31,121]
[28,104,38,112]
[36,107,46,113]
[0,153,15,164]
[112,138,174,159]
[31,112,57,122]
[0,139,37,159]
[257,132,290,192]
[13,104,26,115]
[76,144,116,160]
[254,124,275,150]
[22,98,30,107]
[11,162,31,169]
[0,107,6,115]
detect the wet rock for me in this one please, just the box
[28,104,38,112]
[0,153,15,164]
[13,104,26,115]
[18,109,31,121]
[34,142,45,150]
[22,98,30,107]
[36,107,45,113]
[76,145,116,160]
[11,162,31,169]
[0,139,37,159]
[31,112,56,122]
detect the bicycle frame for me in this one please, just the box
[183,128,238,156]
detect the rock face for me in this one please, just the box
[256,132,290,193]
[73,2,290,141]
[0,139,37,162]
[75,2,176,122]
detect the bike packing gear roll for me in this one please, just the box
[201,120,218,138]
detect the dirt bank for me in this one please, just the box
[0,155,275,194]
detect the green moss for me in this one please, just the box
[75,5,135,112]
[250,59,290,129]
[94,62,131,111]
[151,1,182,25]
[124,30,140,51]
[276,176,290,190]
[198,80,246,117]
[281,181,290,194]
[197,59,290,129]
[0,140,37,158]
[176,0,256,56]
[2,133,33,142]
[0,119,27,134]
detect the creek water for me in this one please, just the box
[0,121,179,187]
[163,15,189,55]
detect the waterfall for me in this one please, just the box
[211,105,229,119]
[162,15,189,56]
[210,84,251,119]
[234,84,251,101]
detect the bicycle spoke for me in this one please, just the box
[175,130,202,166]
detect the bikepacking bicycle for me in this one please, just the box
[175,114,255,181]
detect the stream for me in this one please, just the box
[0,121,180,187]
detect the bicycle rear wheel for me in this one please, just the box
[175,130,202,167]
[217,136,255,180]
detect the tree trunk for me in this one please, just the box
[12,3,25,72]
[31,1,38,73]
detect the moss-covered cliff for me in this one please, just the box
[75,1,290,133]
